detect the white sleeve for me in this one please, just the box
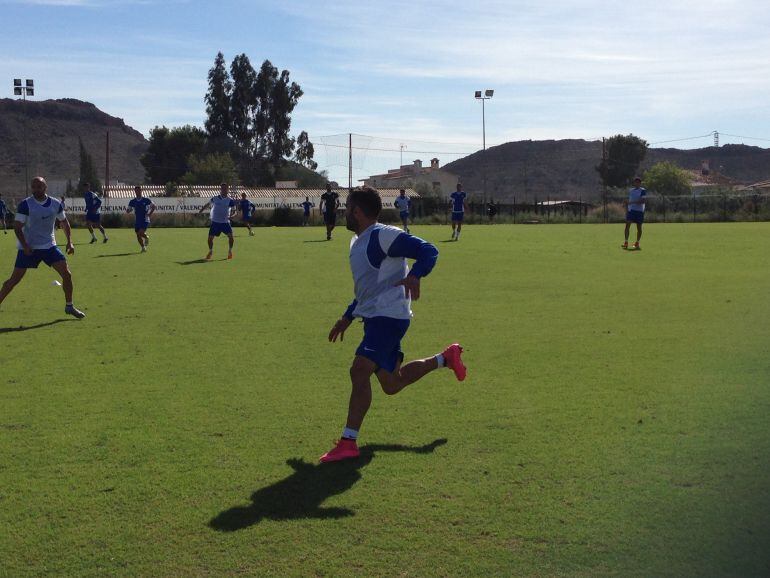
[15,213,27,223]
[56,211,67,222]
[378,225,403,254]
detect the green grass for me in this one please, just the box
[1,223,769,577]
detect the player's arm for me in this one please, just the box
[13,220,33,255]
[197,201,211,215]
[386,232,439,300]
[60,217,74,254]
[126,203,133,214]
[329,299,357,342]
[148,202,157,217]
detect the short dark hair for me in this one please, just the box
[81,182,90,188]
[348,187,382,218]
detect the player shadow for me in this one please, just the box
[176,258,227,265]
[302,239,331,243]
[208,438,447,532]
[0,318,72,334]
[95,252,137,258]
[439,239,457,243]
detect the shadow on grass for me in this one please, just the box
[0,318,72,333]
[302,239,331,243]
[439,239,457,243]
[95,252,137,258]
[176,258,226,265]
[209,438,447,531]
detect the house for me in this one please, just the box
[362,158,458,196]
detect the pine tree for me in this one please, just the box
[78,138,102,192]
[205,52,232,145]
[229,54,257,154]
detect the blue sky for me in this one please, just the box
[3,0,770,184]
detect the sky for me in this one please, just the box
[3,0,770,185]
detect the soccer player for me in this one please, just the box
[126,185,156,252]
[450,183,468,241]
[301,196,314,226]
[0,194,7,234]
[197,182,236,260]
[320,186,466,463]
[394,188,411,233]
[0,177,85,318]
[320,184,340,240]
[82,182,108,244]
[239,193,256,236]
[623,177,647,250]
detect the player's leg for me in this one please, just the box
[99,223,108,242]
[206,234,214,259]
[623,221,631,248]
[87,221,96,242]
[135,229,144,249]
[456,221,463,240]
[636,222,642,243]
[376,356,437,395]
[50,259,74,303]
[227,232,234,259]
[0,267,28,306]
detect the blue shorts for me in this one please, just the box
[355,316,410,374]
[134,221,150,232]
[452,211,464,222]
[209,222,233,237]
[86,212,101,223]
[15,247,66,269]
[626,210,645,224]
[400,211,409,220]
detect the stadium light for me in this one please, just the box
[475,88,494,202]
[12,78,35,193]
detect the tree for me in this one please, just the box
[266,69,303,164]
[181,152,237,185]
[643,161,692,196]
[140,125,206,184]
[204,52,233,148]
[596,134,648,188]
[78,138,102,192]
[294,131,317,170]
[229,53,257,153]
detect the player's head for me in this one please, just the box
[633,177,642,186]
[241,192,247,199]
[81,182,90,192]
[326,183,332,192]
[220,183,229,196]
[134,185,142,198]
[305,196,309,201]
[456,182,462,191]
[31,176,48,197]
[399,188,406,197]
[346,186,381,232]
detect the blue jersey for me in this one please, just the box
[15,196,66,250]
[0,199,7,215]
[129,197,153,223]
[450,191,466,212]
[301,201,314,215]
[394,196,410,213]
[210,195,236,223]
[84,190,102,214]
[628,187,647,212]
[343,224,438,321]
[239,199,255,218]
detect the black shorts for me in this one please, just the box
[323,212,337,225]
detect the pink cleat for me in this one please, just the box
[319,439,360,463]
[443,343,467,381]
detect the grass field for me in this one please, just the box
[1,222,769,577]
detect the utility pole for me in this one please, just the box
[399,143,406,167]
[348,133,352,190]
[475,89,494,205]
[602,137,608,223]
[13,79,34,195]
[105,130,110,199]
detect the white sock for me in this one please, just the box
[342,427,359,440]
[435,353,445,368]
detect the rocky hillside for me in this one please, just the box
[0,98,148,194]
[444,139,770,201]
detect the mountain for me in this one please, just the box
[0,98,148,194]
[443,139,770,201]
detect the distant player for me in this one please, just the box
[0,177,85,318]
[320,184,340,240]
[320,186,466,463]
[239,193,256,236]
[82,182,108,244]
[126,185,156,252]
[450,183,468,241]
[0,194,7,234]
[301,196,314,226]
[394,188,411,233]
[623,177,646,250]
[197,182,236,260]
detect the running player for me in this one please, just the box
[320,184,340,240]
[126,185,156,252]
[0,194,7,234]
[394,188,411,233]
[0,177,85,318]
[450,183,468,241]
[320,186,466,463]
[197,183,236,260]
[301,196,314,226]
[82,182,108,244]
[623,177,647,250]
[239,193,256,236]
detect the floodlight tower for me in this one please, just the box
[13,79,35,195]
[475,89,494,202]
